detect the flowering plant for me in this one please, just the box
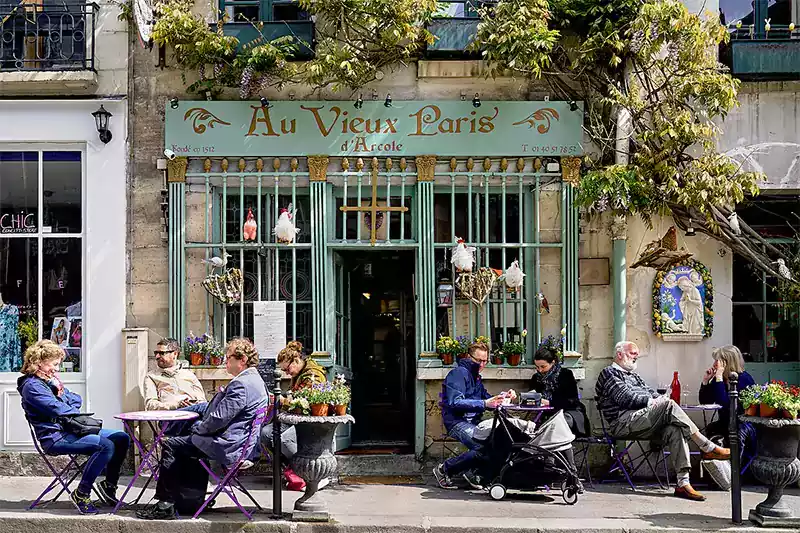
[331,374,351,405]
[739,384,762,409]
[285,396,310,415]
[183,332,223,363]
[305,381,335,405]
[474,335,491,347]
[537,334,564,360]
[436,336,459,355]
[455,336,470,354]
[502,340,525,355]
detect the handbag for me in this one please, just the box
[58,413,103,437]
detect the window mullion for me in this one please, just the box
[37,150,43,342]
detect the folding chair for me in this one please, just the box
[27,423,100,510]
[595,413,668,491]
[193,405,273,520]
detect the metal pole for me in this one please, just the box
[272,381,283,519]
[729,371,742,524]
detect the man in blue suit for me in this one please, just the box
[137,338,268,519]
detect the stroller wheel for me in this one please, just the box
[489,484,506,501]
[562,487,578,505]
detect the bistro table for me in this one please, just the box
[499,404,554,423]
[681,403,722,433]
[112,410,200,513]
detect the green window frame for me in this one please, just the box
[219,0,308,22]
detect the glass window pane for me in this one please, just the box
[43,151,82,234]
[225,4,260,21]
[733,254,764,302]
[766,304,799,363]
[43,238,82,373]
[0,152,38,234]
[734,304,764,363]
[0,238,38,372]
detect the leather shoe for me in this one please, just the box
[674,484,706,501]
[702,446,731,460]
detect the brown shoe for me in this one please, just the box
[675,484,706,501]
[702,446,731,460]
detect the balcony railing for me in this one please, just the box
[0,3,97,72]
[425,0,493,55]
[722,24,800,79]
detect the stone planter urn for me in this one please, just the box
[277,412,355,521]
[741,416,800,527]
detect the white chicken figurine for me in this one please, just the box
[503,259,525,290]
[243,207,257,241]
[451,237,476,273]
[273,203,300,244]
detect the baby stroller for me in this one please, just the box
[478,407,581,504]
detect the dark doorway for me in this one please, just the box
[341,250,415,449]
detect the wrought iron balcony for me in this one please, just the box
[0,2,97,72]
[722,25,800,79]
[425,0,492,56]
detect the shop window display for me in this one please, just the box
[0,151,83,373]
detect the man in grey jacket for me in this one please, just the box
[137,338,268,520]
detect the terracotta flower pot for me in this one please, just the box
[745,404,759,417]
[440,353,454,365]
[334,404,347,416]
[190,352,205,366]
[457,353,469,360]
[760,405,779,418]
[311,404,329,416]
[782,410,797,420]
[507,353,522,366]
[491,356,504,365]
[210,355,223,366]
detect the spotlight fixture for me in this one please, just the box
[460,90,466,101]
[354,94,364,109]
[169,98,179,109]
[384,94,392,108]
[569,100,578,111]
[260,97,272,108]
[205,90,212,101]
[685,219,696,237]
[91,105,113,144]
[472,93,481,108]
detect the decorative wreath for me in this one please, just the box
[203,268,243,305]
[652,259,714,339]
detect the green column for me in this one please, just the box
[308,156,330,358]
[168,177,186,341]
[611,216,627,345]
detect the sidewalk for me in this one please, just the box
[0,475,798,533]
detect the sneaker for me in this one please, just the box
[674,484,706,502]
[70,490,99,515]
[284,468,306,492]
[462,471,484,490]
[95,479,118,507]
[702,446,731,461]
[317,477,331,490]
[136,501,178,520]
[433,464,457,490]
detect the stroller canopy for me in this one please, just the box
[527,410,575,452]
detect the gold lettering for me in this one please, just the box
[349,117,365,134]
[300,105,341,137]
[353,136,369,152]
[365,119,380,134]
[383,119,398,134]
[478,107,499,134]
[409,105,440,136]
[457,117,470,133]
[438,118,455,134]
[281,119,296,135]
[245,106,280,137]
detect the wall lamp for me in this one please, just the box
[92,105,113,144]
[169,98,179,109]
[384,94,392,108]
[472,93,481,108]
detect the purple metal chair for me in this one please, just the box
[595,412,668,491]
[27,423,101,510]
[192,405,273,520]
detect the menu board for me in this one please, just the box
[253,301,287,360]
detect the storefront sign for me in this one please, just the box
[253,301,287,359]
[1,212,36,234]
[165,101,584,157]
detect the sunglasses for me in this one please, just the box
[153,350,174,356]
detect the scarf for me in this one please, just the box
[536,362,562,401]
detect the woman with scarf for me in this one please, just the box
[529,346,589,437]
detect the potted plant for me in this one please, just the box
[503,340,525,366]
[741,384,761,416]
[491,349,505,366]
[474,335,491,349]
[759,382,788,418]
[307,382,335,416]
[184,332,208,366]
[285,396,310,415]
[455,336,470,359]
[17,316,38,354]
[537,333,564,361]
[331,382,351,416]
[436,336,456,366]
[207,338,224,366]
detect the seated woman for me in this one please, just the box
[260,341,328,491]
[699,345,756,460]
[530,346,589,437]
[18,340,130,515]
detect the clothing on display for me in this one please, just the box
[47,266,68,292]
[0,304,22,373]
[65,301,82,318]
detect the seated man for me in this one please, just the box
[433,342,514,490]
[595,341,731,501]
[137,338,268,519]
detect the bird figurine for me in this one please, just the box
[202,252,231,269]
[243,207,257,241]
[503,259,526,290]
[728,211,741,236]
[451,237,476,273]
[775,258,794,281]
[273,203,300,244]
[537,292,550,314]
[765,18,771,33]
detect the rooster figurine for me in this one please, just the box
[503,260,526,290]
[243,207,257,242]
[537,292,550,314]
[273,203,300,244]
[451,237,476,273]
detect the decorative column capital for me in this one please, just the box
[416,155,437,182]
[562,156,581,186]
[308,155,329,182]
[167,157,188,183]
[609,215,628,241]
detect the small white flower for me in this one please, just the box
[521,329,528,338]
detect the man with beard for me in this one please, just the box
[595,341,731,501]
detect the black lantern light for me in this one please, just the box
[437,279,454,307]
[92,105,113,144]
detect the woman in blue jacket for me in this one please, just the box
[18,340,129,515]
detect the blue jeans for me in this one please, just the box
[164,402,208,436]
[443,421,484,477]
[47,429,130,495]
